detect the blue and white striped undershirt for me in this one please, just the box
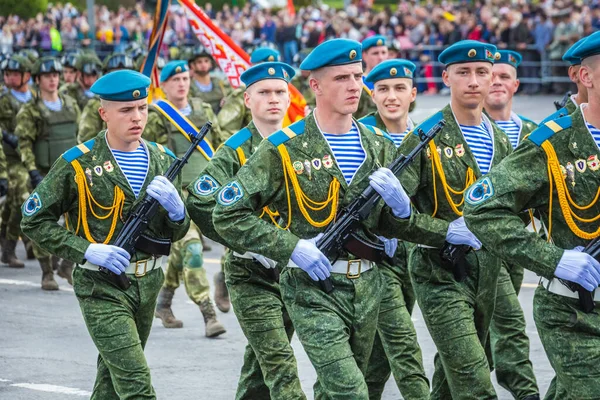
[323,124,365,184]
[496,119,520,149]
[10,89,31,103]
[587,123,600,149]
[43,98,62,112]
[112,143,149,197]
[195,80,213,92]
[460,122,494,174]
[179,104,192,116]
[388,127,411,148]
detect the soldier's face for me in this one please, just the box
[310,63,363,116]
[191,57,212,76]
[244,79,290,124]
[364,46,388,71]
[3,71,30,89]
[162,71,190,102]
[99,99,148,143]
[372,78,416,123]
[37,73,60,94]
[63,67,77,83]
[81,73,99,90]
[443,62,492,109]
[485,64,519,110]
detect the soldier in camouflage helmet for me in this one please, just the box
[17,56,81,290]
[186,45,231,114]
[60,50,82,84]
[59,53,103,111]
[0,54,35,268]
[144,60,226,338]
[77,53,135,144]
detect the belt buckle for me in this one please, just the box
[346,259,362,279]
[135,259,148,277]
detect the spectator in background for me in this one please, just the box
[278,15,298,65]
[548,10,580,93]
[0,24,13,54]
[60,18,78,51]
[49,19,62,54]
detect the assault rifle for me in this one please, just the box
[101,122,213,290]
[564,237,600,313]
[554,91,572,111]
[440,242,470,282]
[316,119,446,293]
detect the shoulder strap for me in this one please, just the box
[268,119,306,146]
[62,139,96,162]
[147,140,177,159]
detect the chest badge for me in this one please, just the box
[455,144,465,157]
[312,158,322,170]
[323,154,334,169]
[103,161,114,173]
[444,147,453,158]
[304,160,312,180]
[85,168,94,186]
[560,165,567,180]
[588,155,600,171]
[93,166,103,176]
[566,162,575,188]
[575,159,587,173]
[293,161,304,175]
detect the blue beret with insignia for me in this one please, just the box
[362,35,386,52]
[365,59,416,83]
[250,48,280,64]
[91,70,150,101]
[241,61,296,88]
[438,40,497,66]
[160,60,189,83]
[495,50,522,69]
[300,39,362,71]
[571,31,600,62]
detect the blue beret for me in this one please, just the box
[250,48,280,64]
[362,35,386,52]
[91,70,150,101]
[495,50,522,69]
[160,60,189,83]
[563,37,587,65]
[438,40,498,66]
[240,62,296,87]
[365,59,416,83]
[300,39,362,71]
[571,32,600,62]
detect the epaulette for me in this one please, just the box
[225,127,252,150]
[62,139,96,162]
[411,111,444,137]
[148,141,177,159]
[362,123,394,143]
[540,107,569,125]
[358,114,377,127]
[268,119,306,146]
[518,114,537,126]
[528,116,572,146]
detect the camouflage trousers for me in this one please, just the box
[534,285,600,399]
[224,251,305,400]
[1,161,30,240]
[487,265,538,399]
[366,243,430,400]
[162,221,210,305]
[73,266,164,400]
[410,246,500,400]
[281,266,383,400]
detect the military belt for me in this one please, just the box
[288,259,372,279]
[540,277,600,302]
[78,256,164,277]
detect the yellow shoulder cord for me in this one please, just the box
[429,141,476,217]
[235,146,281,224]
[541,141,600,240]
[71,160,125,244]
[275,144,340,229]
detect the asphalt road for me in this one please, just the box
[0,94,563,399]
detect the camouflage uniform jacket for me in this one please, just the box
[189,76,231,114]
[0,89,35,164]
[354,87,377,119]
[212,111,400,264]
[291,75,316,110]
[217,86,252,140]
[464,107,600,280]
[377,104,512,248]
[60,82,94,111]
[21,131,190,264]
[78,97,104,144]
[359,111,415,135]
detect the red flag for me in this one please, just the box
[287,0,296,17]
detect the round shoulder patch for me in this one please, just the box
[194,175,220,196]
[23,192,43,217]
[465,177,494,206]
[217,181,244,206]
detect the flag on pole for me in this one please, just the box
[179,0,307,124]
[140,0,170,101]
[287,0,296,17]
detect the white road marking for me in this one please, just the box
[9,383,91,396]
[0,278,74,292]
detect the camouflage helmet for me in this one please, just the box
[103,53,135,72]
[60,49,82,69]
[74,54,103,75]
[2,54,33,73]
[32,56,63,77]
[18,49,39,64]
[125,42,145,62]
[183,45,212,63]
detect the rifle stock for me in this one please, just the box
[554,91,572,111]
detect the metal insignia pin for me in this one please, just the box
[304,160,312,180]
[85,168,93,186]
[566,162,576,188]
[303,141,308,148]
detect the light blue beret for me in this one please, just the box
[300,39,362,71]
[438,40,498,66]
[91,70,150,101]
[362,35,386,52]
[496,50,522,69]
[241,62,296,87]
[160,60,189,83]
[571,32,600,62]
[365,59,416,83]
[250,48,280,64]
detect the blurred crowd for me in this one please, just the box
[0,0,599,93]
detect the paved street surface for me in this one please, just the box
[0,94,562,399]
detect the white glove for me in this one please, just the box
[555,248,600,291]
[290,233,332,281]
[146,176,185,221]
[369,168,411,218]
[84,243,131,275]
[446,217,482,250]
[377,235,398,258]
[250,252,278,269]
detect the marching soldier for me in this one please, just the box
[212,39,410,399]
[463,31,600,399]
[16,56,81,290]
[483,49,540,400]
[21,69,190,399]
[187,61,306,399]
[144,60,226,338]
[354,35,387,119]
[78,53,135,144]
[186,45,231,114]
[549,37,588,120]
[0,54,34,268]
[59,53,103,111]
[60,50,80,85]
